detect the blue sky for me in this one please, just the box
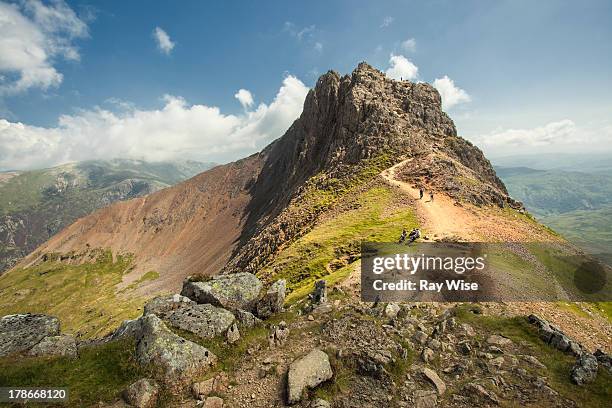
[1,0,611,170]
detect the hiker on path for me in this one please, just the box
[429,191,434,202]
[407,228,421,245]
[419,188,424,200]
[398,228,407,244]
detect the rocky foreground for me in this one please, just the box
[1,271,610,407]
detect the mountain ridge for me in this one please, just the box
[13,63,521,287]
[0,159,214,273]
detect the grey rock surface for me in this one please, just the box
[181,273,262,311]
[164,303,235,340]
[0,313,60,356]
[122,378,159,408]
[27,334,77,358]
[256,279,286,318]
[135,314,216,387]
[287,349,333,404]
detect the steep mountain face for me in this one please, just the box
[14,63,513,291]
[0,159,214,273]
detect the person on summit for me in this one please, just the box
[407,228,421,245]
[419,188,424,200]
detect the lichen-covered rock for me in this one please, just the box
[181,273,262,311]
[27,335,77,358]
[384,303,400,319]
[122,378,159,408]
[225,322,240,344]
[135,315,216,387]
[235,309,261,328]
[571,353,599,385]
[143,294,195,318]
[310,280,327,304]
[256,279,286,318]
[164,304,235,340]
[287,349,333,404]
[0,313,60,356]
[111,318,142,341]
[203,396,224,408]
[594,349,612,374]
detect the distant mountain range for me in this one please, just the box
[496,164,612,265]
[0,159,215,273]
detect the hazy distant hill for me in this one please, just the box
[496,165,612,264]
[0,159,214,273]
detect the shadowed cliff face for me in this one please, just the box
[225,63,510,274]
[15,63,512,291]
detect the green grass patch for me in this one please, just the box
[0,338,148,407]
[0,250,148,338]
[262,186,416,303]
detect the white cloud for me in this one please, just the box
[0,0,88,94]
[153,26,175,55]
[314,42,323,52]
[380,16,394,28]
[476,120,579,151]
[234,88,254,109]
[385,54,418,81]
[401,38,416,52]
[432,75,471,110]
[471,119,612,156]
[284,22,316,41]
[0,76,309,170]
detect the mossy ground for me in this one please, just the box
[454,305,612,408]
[0,338,149,407]
[262,185,417,304]
[0,250,153,338]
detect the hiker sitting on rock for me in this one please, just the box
[398,228,407,244]
[407,228,421,245]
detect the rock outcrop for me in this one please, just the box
[123,378,159,408]
[181,273,263,311]
[27,334,77,359]
[0,313,60,357]
[135,315,216,387]
[287,349,333,404]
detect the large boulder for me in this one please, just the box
[256,279,286,318]
[287,349,333,404]
[123,378,159,408]
[181,273,263,311]
[27,335,77,359]
[135,315,216,387]
[164,304,235,340]
[143,294,195,318]
[111,318,142,341]
[571,353,599,385]
[0,313,60,357]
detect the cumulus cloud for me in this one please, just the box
[385,54,418,81]
[380,16,394,28]
[234,88,254,109]
[401,38,416,52]
[0,0,88,94]
[432,75,471,110]
[153,27,175,55]
[471,119,612,156]
[476,120,578,150]
[0,76,309,170]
